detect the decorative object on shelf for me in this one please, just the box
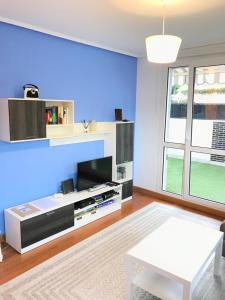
[23,84,39,99]
[115,108,123,121]
[82,120,91,133]
[89,120,97,132]
[145,0,182,64]
[11,204,40,218]
[117,166,126,180]
[54,193,64,199]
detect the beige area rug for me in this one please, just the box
[0,202,224,300]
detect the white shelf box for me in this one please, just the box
[45,100,74,124]
[45,99,74,139]
[47,124,75,139]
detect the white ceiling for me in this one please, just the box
[0,0,225,57]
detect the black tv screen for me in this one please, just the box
[77,156,112,191]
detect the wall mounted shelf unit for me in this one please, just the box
[0,98,134,203]
[0,98,74,142]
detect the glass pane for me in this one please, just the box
[163,148,184,195]
[190,152,225,204]
[192,65,225,150]
[165,67,189,144]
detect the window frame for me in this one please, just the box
[158,54,225,211]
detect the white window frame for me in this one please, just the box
[156,54,225,212]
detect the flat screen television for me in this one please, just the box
[77,156,112,191]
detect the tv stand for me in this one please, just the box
[4,184,122,254]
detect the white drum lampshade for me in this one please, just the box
[146,34,182,64]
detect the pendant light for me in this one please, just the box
[145,1,182,64]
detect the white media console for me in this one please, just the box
[5,184,122,254]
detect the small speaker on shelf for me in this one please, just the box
[115,108,122,121]
[61,179,74,194]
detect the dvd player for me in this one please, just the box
[74,197,95,210]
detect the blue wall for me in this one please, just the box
[0,22,137,233]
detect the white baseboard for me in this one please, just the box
[122,196,132,203]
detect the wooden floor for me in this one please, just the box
[0,191,223,285]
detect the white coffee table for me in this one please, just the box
[127,217,223,300]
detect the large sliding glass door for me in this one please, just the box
[163,64,225,205]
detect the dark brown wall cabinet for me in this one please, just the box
[0,99,46,142]
[9,100,46,141]
[116,123,134,165]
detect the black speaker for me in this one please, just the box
[115,108,122,121]
[61,179,74,194]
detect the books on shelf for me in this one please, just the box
[95,199,114,209]
[45,106,69,125]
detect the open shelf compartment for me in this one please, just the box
[116,161,133,183]
[133,270,183,300]
[74,202,121,229]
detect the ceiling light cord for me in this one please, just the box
[162,0,166,35]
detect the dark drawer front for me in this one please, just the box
[122,180,133,200]
[21,204,74,248]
